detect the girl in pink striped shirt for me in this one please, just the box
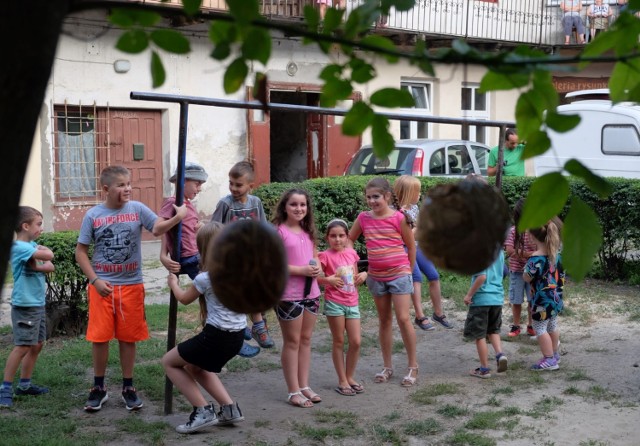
[349,177,418,387]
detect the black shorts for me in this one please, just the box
[177,324,244,373]
[275,298,320,321]
[463,306,502,340]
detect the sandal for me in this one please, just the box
[374,367,393,383]
[401,367,418,387]
[287,391,314,408]
[334,386,356,396]
[414,317,436,331]
[350,383,365,394]
[300,387,322,403]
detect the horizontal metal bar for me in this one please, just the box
[130,91,515,128]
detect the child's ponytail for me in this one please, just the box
[529,217,563,269]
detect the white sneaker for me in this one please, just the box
[176,405,217,434]
[216,402,244,426]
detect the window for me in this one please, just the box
[400,82,432,139]
[471,144,489,175]
[461,84,489,143]
[602,125,640,155]
[53,105,108,203]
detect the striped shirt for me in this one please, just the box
[357,210,411,281]
[504,226,536,273]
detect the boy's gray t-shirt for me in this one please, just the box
[211,194,266,223]
[78,201,157,285]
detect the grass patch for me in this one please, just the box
[437,404,470,418]
[563,385,582,395]
[529,396,564,418]
[402,418,441,436]
[566,369,593,382]
[226,356,254,372]
[371,425,403,445]
[294,409,360,441]
[494,386,514,395]
[255,358,281,372]
[447,429,497,446]
[254,420,270,428]
[486,395,501,407]
[411,382,460,405]
[392,340,405,354]
[464,411,504,430]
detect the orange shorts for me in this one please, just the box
[86,283,149,343]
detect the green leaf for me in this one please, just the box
[323,7,343,33]
[182,0,202,16]
[521,130,551,160]
[150,29,190,54]
[319,64,343,82]
[564,159,613,198]
[303,5,320,35]
[109,8,135,27]
[562,198,603,282]
[320,78,353,107]
[151,51,166,88]
[609,59,640,102]
[349,59,376,84]
[515,90,543,138]
[412,40,435,76]
[480,71,530,92]
[545,111,580,133]
[209,21,235,45]
[371,115,394,158]
[116,29,149,54]
[223,58,248,94]
[359,35,398,63]
[518,173,570,231]
[242,29,271,64]
[227,0,260,24]
[210,42,231,61]
[342,102,374,136]
[370,88,414,108]
[382,0,415,12]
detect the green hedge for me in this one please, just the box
[37,231,89,337]
[255,175,640,281]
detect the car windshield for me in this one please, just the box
[346,147,415,175]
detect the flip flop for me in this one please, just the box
[350,383,365,394]
[300,387,322,403]
[334,386,356,396]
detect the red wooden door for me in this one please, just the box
[246,87,271,186]
[326,94,363,176]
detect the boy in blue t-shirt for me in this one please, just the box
[0,207,55,408]
[463,251,508,378]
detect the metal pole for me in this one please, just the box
[163,101,189,415]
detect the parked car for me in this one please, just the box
[343,139,490,177]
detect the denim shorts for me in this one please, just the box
[508,272,531,305]
[324,300,361,319]
[366,274,413,297]
[11,306,46,345]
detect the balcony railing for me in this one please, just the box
[142,0,624,47]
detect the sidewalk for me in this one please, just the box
[0,241,169,327]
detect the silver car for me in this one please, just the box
[344,139,490,177]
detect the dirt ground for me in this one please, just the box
[116,276,639,445]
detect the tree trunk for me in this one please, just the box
[0,2,70,289]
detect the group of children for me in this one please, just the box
[0,165,565,436]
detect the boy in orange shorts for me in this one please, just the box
[75,165,187,412]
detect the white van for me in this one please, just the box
[533,89,640,178]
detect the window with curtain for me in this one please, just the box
[400,82,432,140]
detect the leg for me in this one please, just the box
[162,348,208,407]
[429,280,445,317]
[344,318,362,387]
[511,303,522,327]
[19,342,44,380]
[475,337,489,369]
[327,315,349,389]
[3,346,29,383]
[278,315,303,393]
[412,280,425,320]
[373,295,394,370]
[391,293,417,368]
[93,342,110,377]
[118,340,137,380]
[298,309,319,400]
[190,365,234,405]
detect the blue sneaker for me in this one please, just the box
[0,387,13,408]
[238,342,260,358]
[15,384,49,396]
[530,356,559,371]
[252,324,275,348]
[243,327,252,341]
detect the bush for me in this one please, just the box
[37,231,89,337]
[256,175,640,282]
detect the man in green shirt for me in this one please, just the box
[488,129,525,177]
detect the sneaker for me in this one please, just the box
[84,386,108,412]
[243,327,252,341]
[508,325,521,337]
[176,405,218,434]
[216,402,244,426]
[526,325,536,337]
[252,324,275,348]
[0,387,13,408]
[414,317,436,331]
[553,352,561,364]
[470,367,491,379]
[530,356,559,371]
[238,342,260,358]
[496,354,508,373]
[122,386,143,411]
[432,313,453,329]
[15,384,49,396]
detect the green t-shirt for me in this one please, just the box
[488,144,525,176]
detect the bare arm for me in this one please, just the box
[152,204,188,237]
[75,242,113,296]
[487,165,498,177]
[348,218,362,243]
[464,275,486,305]
[159,234,181,273]
[167,273,201,305]
[400,219,416,270]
